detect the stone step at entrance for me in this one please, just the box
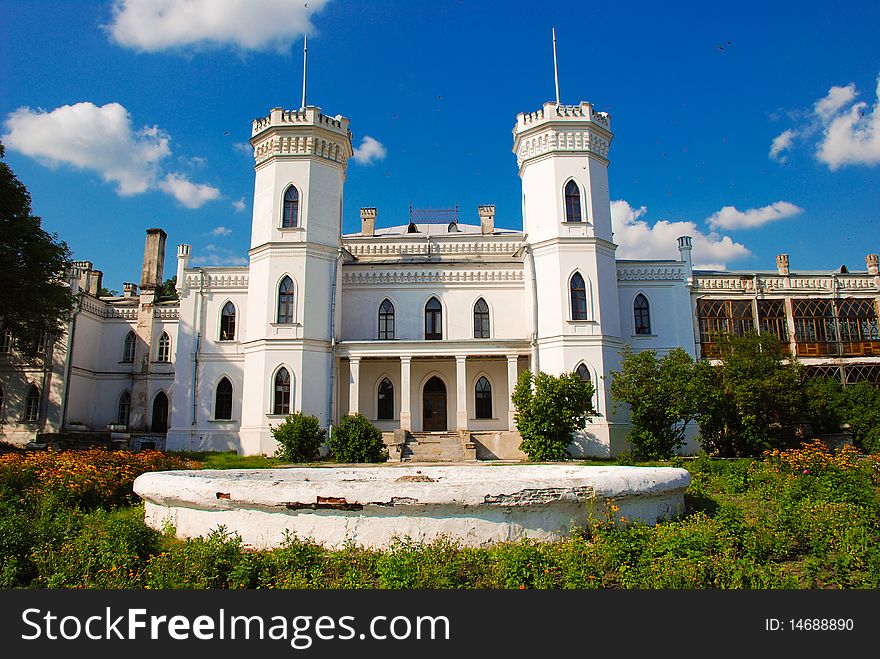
[401,432,471,463]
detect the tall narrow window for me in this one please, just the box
[24,385,40,422]
[277,276,295,324]
[151,392,169,432]
[117,391,131,426]
[425,297,443,340]
[576,364,591,383]
[475,376,492,419]
[273,368,291,415]
[122,331,136,363]
[564,180,582,223]
[633,294,651,335]
[377,378,394,420]
[215,377,233,420]
[220,302,236,341]
[378,299,395,340]
[0,327,11,353]
[474,298,490,338]
[282,186,299,228]
[157,332,171,362]
[570,273,588,320]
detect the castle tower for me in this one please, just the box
[240,106,353,455]
[513,101,624,456]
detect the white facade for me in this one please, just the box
[2,96,878,458]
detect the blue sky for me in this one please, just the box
[2,0,879,289]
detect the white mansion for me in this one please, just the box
[2,99,879,458]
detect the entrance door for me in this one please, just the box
[422,376,447,431]
[151,391,169,433]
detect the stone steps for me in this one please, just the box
[402,432,467,462]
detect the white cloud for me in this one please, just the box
[232,198,246,212]
[158,173,221,208]
[770,74,880,169]
[106,0,329,52]
[2,102,169,195]
[191,244,247,266]
[351,135,387,165]
[232,142,252,156]
[211,226,232,236]
[611,200,751,269]
[706,201,803,230]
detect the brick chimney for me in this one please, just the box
[140,228,167,290]
[867,254,879,276]
[776,254,790,276]
[479,205,495,235]
[123,282,138,298]
[360,207,376,237]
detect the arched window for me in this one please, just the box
[570,273,588,320]
[117,391,131,426]
[378,299,395,340]
[24,385,40,422]
[634,294,651,335]
[151,391,169,432]
[122,331,136,363]
[277,276,294,324]
[220,302,236,341]
[425,297,442,340]
[282,186,299,228]
[473,298,490,338]
[475,376,492,419]
[157,332,171,362]
[576,364,591,383]
[377,378,394,420]
[273,368,291,415]
[215,377,233,420]
[564,180,582,223]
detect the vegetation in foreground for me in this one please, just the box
[1,442,879,589]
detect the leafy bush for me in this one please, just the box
[842,382,880,453]
[271,412,325,462]
[512,370,595,461]
[328,413,387,463]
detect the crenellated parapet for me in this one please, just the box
[250,106,353,172]
[512,101,613,169]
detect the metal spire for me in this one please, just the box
[552,27,560,105]
[301,34,308,109]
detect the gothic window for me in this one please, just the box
[117,391,131,426]
[24,385,40,422]
[564,180,582,223]
[282,186,299,228]
[792,299,837,357]
[151,391,169,432]
[758,300,788,343]
[273,368,291,415]
[570,273,588,320]
[697,299,755,358]
[277,276,295,324]
[0,327,11,353]
[837,298,880,356]
[473,298,490,338]
[122,331,136,363]
[378,299,395,340]
[220,301,236,341]
[215,377,233,420]
[475,376,492,419]
[633,294,651,335]
[377,377,394,420]
[425,297,443,340]
[157,332,171,362]
[576,364,591,383]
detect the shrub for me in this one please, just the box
[328,413,387,463]
[272,412,325,462]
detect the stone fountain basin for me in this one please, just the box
[134,465,690,550]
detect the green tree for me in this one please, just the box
[271,412,325,462]
[156,276,178,300]
[328,413,387,463]
[801,376,847,436]
[609,346,701,460]
[841,382,880,454]
[695,331,803,457]
[0,142,73,361]
[512,370,596,461]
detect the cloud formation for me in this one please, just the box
[706,201,803,230]
[2,101,220,208]
[106,0,329,52]
[351,136,387,165]
[191,244,247,267]
[211,226,232,236]
[770,75,880,169]
[611,200,751,269]
[232,198,246,212]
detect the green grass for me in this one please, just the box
[167,450,287,469]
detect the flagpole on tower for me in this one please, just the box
[301,34,308,109]
[552,27,560,106]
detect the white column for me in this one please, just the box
[507,354,519,431]
[456,355,468,431]
[348,357,360,415]
[400,356,411,430]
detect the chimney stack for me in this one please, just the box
[123,282,138,298]
[176,244,191,295]
[776,254,790,276]
[867,254,879,276]
[88,270,103,297]
[479,204,495,235]
[360,207,376,237]
[141,228,167,290]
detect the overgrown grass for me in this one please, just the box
[1,443,878,589]
[167,450,286,470]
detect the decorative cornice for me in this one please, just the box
[153,307,180,320]
[693,274,878,293]
[344,240,523,258]
[184,272,250,290]
[342,269,525,285]
[617,266,685,281]
[81,297,139,320]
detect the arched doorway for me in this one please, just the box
[151,391,169,433]
[422,376,447,431]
